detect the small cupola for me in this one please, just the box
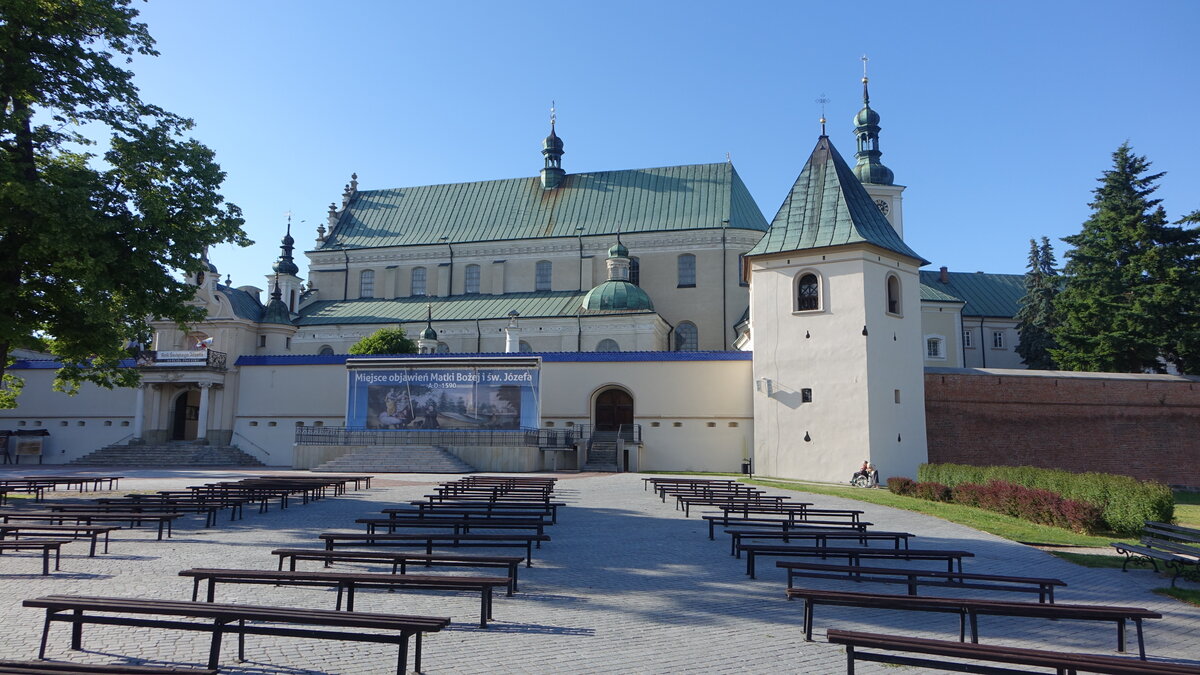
[272,217,300,276]
[581,239,654,312]
[540,102,565,189]
[852,56,895,186]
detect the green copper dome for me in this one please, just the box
[581,280,654,312]
[608,241,629,258]
[419,325,438,340]
[262,298,292,325]
[854,105,880,127]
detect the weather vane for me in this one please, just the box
[815,94,830,135]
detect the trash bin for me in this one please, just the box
[740,459,752,475]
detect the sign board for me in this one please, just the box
[152,350,208,367]
[14,437,43,456]
[345,359,540,430]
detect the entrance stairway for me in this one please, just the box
[582,431,621,472]
[312,446,475,473]
[69,442,265,467]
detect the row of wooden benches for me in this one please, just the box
[645,476,1196,674]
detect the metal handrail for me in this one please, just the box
[231,431,271,460]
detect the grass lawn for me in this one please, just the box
[1174,490,1200,528]
[744,478,1129,547]
[1156,587,1200,607]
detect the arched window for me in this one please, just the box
[436,342,450,353]
[535,261,552,291]
[925,336,945,360]
[465,264,481,294]
[629,257,640,286]
[318,345,335,356]
[795,273,820,312]
[886,274,901,315]
[411,267,426,296]
[677,254,696,287]
[675,321,698,351]
[519,340,533,353]
[359,269,374,298]
[596,339,620,352]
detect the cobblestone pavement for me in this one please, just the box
[0,468,1197,674]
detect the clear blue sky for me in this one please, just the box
[124,0,1200,288]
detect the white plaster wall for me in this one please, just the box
[749,251,873,483]
[862,258,929,482]
[231,364,347,464]
[962,318,1024,369]
[921,303,964,368]
[0,369,136,463]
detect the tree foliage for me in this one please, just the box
[0,0,248,407]
[1014,237,1059,369]
[348,328,417,356]
[1051,143,1200,374]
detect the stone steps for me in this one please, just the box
[583,442,619,472]
[312,446,475,474]
[69,443,265,467]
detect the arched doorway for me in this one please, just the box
[170,389,200,441]
[594,388,633,432]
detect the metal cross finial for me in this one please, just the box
[815,94,830,135]
[550,100,556,127]
[284,210,293,223]
[862,54,869,80]
[725,151,732,164]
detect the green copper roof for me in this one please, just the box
[261,298,293,325]
[319,163,768,250]
[918,270,1024,318]
[297,291,590,326]
[217,284,264,322]
[746,136,926,264]
[580,280,654,312]
[919,283,965,303]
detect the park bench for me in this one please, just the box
[16,476,123,493]
[741,543,973,578]
[725,528,912,557]
[19,510,182,540]
[643,477,739,492]
[827,629,1200,674]
[0,480,49,501]
[778,561,1066,603]
[0,539,70,575]
[406,500,562,522]
[179,567,510,628]
[675,494,788,517]
[319,532,550,567]
[357,515,548,537]
[24,595,449,675]
[0,661,214,674]
[1112,522,1200,588]
[712,502,864,523]
[786,587,1161,658]
[701,515,870,539]
[271,548,523,594]
[97,492,246,527]
[0,524,120,556]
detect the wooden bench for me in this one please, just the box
[271,547,523,594]
[778,561,1066,603]
[24,595,449,675]
[0,661,214,674]
[357,515,548,537]
[713,503,863,523]
[319,532,551,567]
[0,525,120,556]
[97,493,244,527]
[786,587,1161,658]
[726,528,912,557]
[701,515,870,539]
[1113,522,1200,588]
[675,494,788,517]
[179,568,510,628]
[0,539,70,575]
[18,510,183,540]
[406,500,562,523]
[741,543,974,578]
[827,629,1200,674]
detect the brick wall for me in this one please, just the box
[924,369,1200,487]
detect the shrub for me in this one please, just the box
[887,477,915,496]
[948,480,1104,534]
[913,481,952,502]
[918,463,1172,534]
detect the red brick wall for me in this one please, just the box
[924,371,1200,487]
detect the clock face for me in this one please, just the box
[875,199,889,215]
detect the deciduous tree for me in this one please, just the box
[348,328,417,356]
[0,0,248,407]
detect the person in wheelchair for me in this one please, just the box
[851,461,879,487]
[851,460,869,484]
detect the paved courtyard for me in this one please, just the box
[0,468,1198,674]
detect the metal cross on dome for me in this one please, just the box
[815,94,830,135]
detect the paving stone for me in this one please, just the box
[0,468,1197,673]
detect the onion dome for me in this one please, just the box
[608,241,629,259]
[852,74,895,186]
[420,324,438,340]
[540,102,565,189]
[261,284,292,325]
[581,280,654,312]
[272,219,300,275]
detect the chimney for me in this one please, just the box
[939,266,949,284]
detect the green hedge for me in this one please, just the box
[917,463,1173,534]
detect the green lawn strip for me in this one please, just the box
[1173,504,1200,529]
[1154,587,1200,607]
[1047,552,1128,568]
[744,478,1129,548]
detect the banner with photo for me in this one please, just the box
[346,366,539,430]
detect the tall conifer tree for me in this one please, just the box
[1051,144,1200,374]
[1015,237,1059,369]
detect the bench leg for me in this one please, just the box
[237,618,246,662]
[747,551,756,579]
[71,609,83,650]
[526,541,533,567]
[88,534,97,557]
[207,579,217,603]
[191,577,201,601]
[1135,619,1145,660]
[207,619,225,670]
[346,583,355,612]
[481,587,490,628]
[845,644,855,675]
[38,609,54,658]
[41,546,50,576]
[397,635,409,675]
[803,599,814,641]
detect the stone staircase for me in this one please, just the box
[312,446,475,473]
[582,431,620,472]
[69,442,265,467]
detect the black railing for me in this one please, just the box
[574,423,642,445]
[295,426,583,448]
